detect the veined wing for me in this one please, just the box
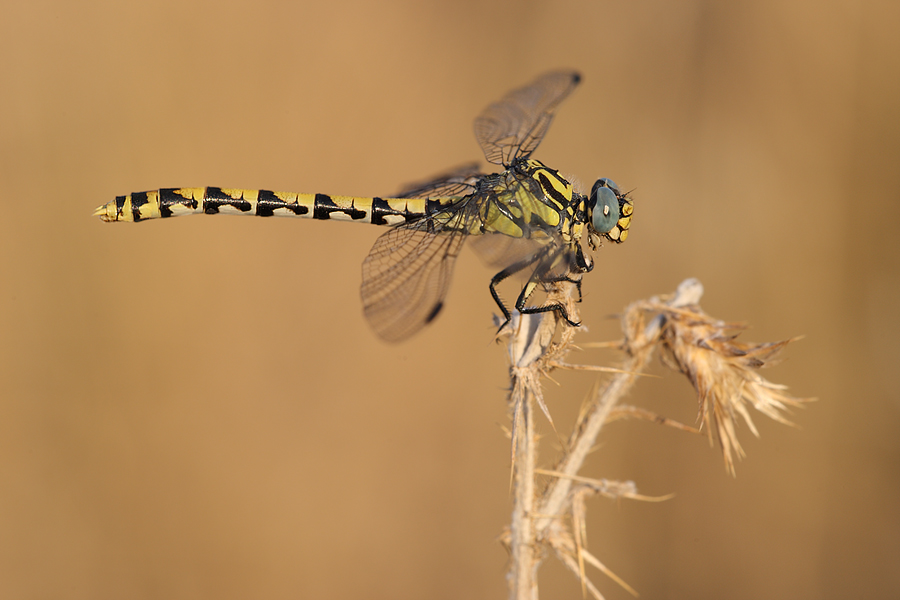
[473,70,581,166]
[360,198,477,342]
[469,229,580,288]
[469,231,555,270]
[394,162,483,199]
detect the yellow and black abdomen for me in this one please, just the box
[94,187,441,226]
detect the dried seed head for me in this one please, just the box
[624,292,810,476]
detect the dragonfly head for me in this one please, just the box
[587,178,632,244]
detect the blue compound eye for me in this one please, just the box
[590,180,620,233]
[598,178,620,195]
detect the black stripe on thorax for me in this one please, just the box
[159,188,197,218]
[537,171,570,206]
[203,187,251,215]
[313,194,367,220]
[256,189,309,217]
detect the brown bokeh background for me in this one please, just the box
[2,1,898,598]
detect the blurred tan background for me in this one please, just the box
[2,1,898,598]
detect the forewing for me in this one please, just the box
[473,70,581,166]
[394,162,483,199]
[361,217,469,342]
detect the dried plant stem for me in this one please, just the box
[505,281,585,600]
[505,301,561,600]
[538,279,704,539]
[509,379,538,599]
[505,279,706,600]
[535,352,649,538]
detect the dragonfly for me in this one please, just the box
[94,70,633,342]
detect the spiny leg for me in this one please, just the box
[539,272,585,304]
[513,261,582,328]
[535,243,592,306]
[489,250,583,333]
[489,252,547,333]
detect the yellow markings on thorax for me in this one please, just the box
[519,180,564,228]
[460,164,573,239]
[477,162,570,238]
[479,200,525,237]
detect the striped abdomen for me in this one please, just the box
[94,187,447,226]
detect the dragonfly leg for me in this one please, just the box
[515,283,581,328]
[489,252,548,333]
[490,267,523,333]
[490,251,583,333]
[535,272,584,303]
[515,251,584,327]
[575,243,593,273]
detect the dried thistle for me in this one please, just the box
[503,279,810,599]
[624,283,812,475]
[504,281,699,599]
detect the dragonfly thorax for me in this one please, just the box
[470,158,576,239]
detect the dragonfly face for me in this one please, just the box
[96,70,633,342]
[587,178,632,243]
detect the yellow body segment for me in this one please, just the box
[94,187,436,225]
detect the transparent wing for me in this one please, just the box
[469,231,575,282]
[473,70,581,166]
[394,162,483,199]
[468,231,551,269]
[361,203,475,342]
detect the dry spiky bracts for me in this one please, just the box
[502,279,810,600]
[623,281,811,475]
